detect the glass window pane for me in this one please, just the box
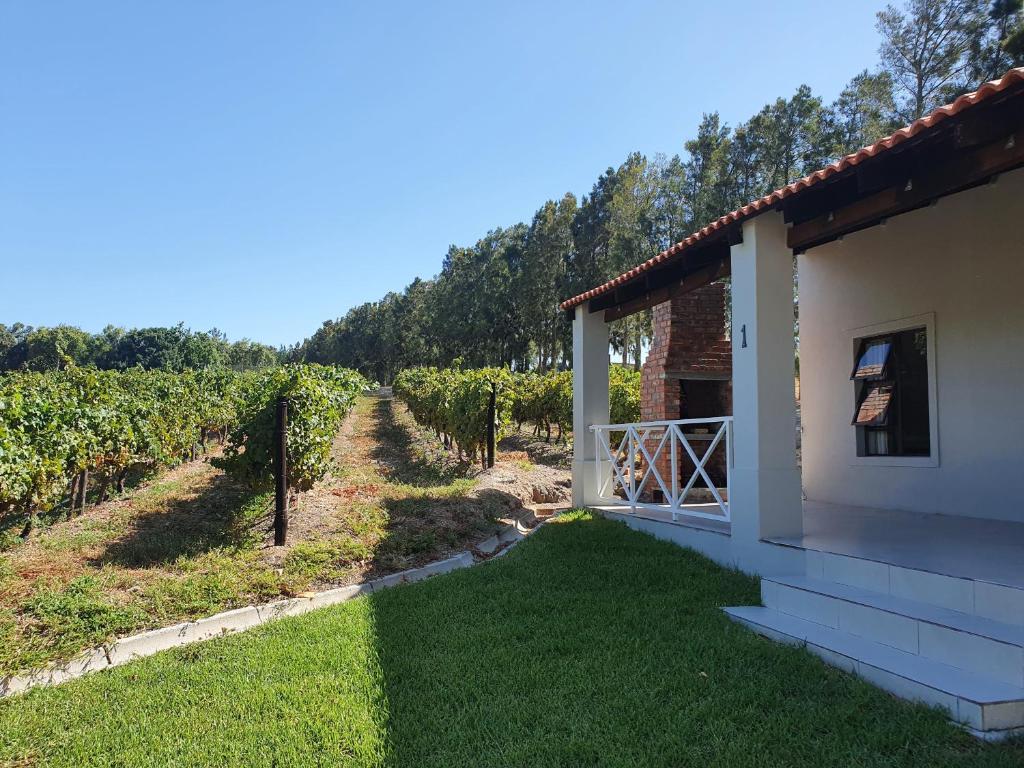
[852,338,892,380]
[854,383,893,426]
[895,328,930,455]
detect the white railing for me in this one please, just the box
[590,417,733,522]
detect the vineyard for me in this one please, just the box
[394,366,640,463]
[0,364,366,539]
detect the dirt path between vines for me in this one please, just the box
[276,391,572,578]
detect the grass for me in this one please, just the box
[0,512,1020,767]
[0,394,545,677]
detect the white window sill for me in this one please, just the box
[850,454,939,468]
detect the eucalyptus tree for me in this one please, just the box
[520,194,577,371]
[826,70,902,156]
[876,0,988,119]
[965,0,1024,82]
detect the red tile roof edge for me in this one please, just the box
[560,66,1024,311]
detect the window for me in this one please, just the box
[851,327,930,457]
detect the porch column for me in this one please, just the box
[571,301,609,507]
[729,212,803,544]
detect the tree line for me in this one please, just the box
[291,0,1023,384]
[0,322,282,373]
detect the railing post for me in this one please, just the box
[726,418,733,521]
[622,428,630,512]
[670,424,679,520]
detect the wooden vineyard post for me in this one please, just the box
[77,469,87,516]
[486,381,496,469]
[274,396,289,546]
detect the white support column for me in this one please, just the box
[571,301,609,508]
[729,212,803,547]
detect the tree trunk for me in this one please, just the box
[96,476,109,506]
[116,468,128,494]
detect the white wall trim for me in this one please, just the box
[846,311,940,468]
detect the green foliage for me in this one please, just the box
[393,367,516,461]
[0,363,365,532]
[0,322,280,373]
[17,576,146,668]
[394,365,641,457]
[213,365,367,492]
[0,367,255,528]
[284,538,374,583]
[510,370,572,436]
[609,366,641,425]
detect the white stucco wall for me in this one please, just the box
[798,166,1024,523]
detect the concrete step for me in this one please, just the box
[763,576,1024,686]
[724,605,1024,739]
[805,550,1024,626]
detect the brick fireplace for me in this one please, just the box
[640,282,732,498]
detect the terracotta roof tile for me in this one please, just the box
[561,66,1024,311]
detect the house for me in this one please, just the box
[561,68,1024,740]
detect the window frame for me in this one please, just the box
[847,313,939,468]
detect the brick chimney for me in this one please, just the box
[640,282,732,496]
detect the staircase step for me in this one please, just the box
[763,577,1024,686]
[724,606,1024,738]
[806,550,1024,625]
[769,576,1024,646]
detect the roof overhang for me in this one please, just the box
[562,68,1024,321]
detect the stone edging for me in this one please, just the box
[1,512,554,698]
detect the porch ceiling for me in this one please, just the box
[562,67,1024,322]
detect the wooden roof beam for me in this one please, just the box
[602,259,731,322]
[788,129,1024,253]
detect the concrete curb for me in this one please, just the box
[0,551,474,698]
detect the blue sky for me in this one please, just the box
[1,1,889,347]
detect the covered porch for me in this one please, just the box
[568,208,804,574]
[563,69,1024,575]
[561,70,1024,738]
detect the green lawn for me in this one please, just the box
[0,512,1020,768]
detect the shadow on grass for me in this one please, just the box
[369,396,471,487]
[96,473,267,568]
